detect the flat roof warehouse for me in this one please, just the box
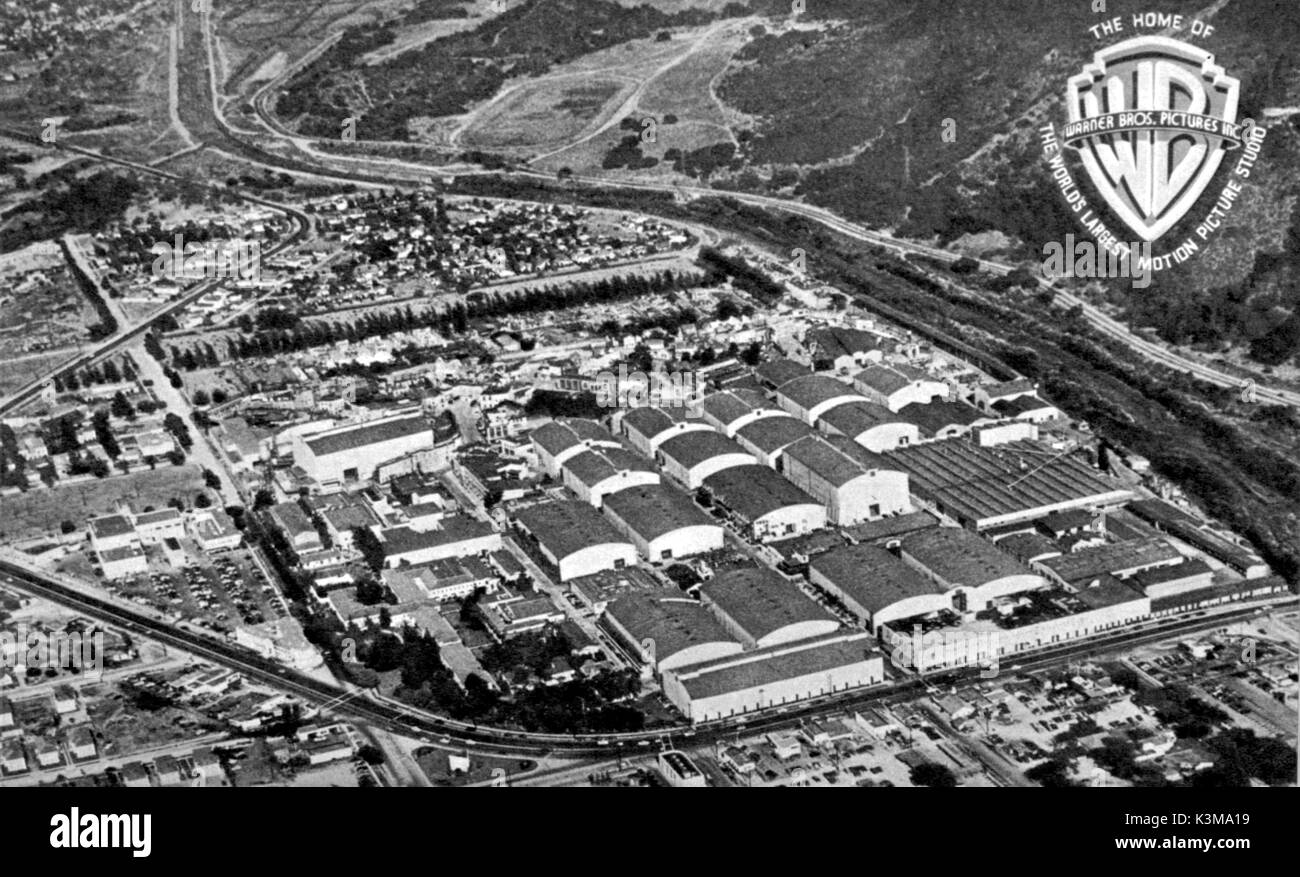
[886,439,1133,529]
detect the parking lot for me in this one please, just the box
[103,549,288,634]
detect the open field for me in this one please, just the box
[0,352,79,399]
[0,465,204,541]
[458,77,634,150]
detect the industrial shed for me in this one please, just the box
[898,528,1045,612]
[560,446,660,506]
[601,593,742,672]
[616,406,712,456]
[701,465,826,543]
[816,399,920,453]
[514,500,637,582]
[699,389,782,437]
[780,435,911,525]
[602,485,724,562]
[774,374,864,424]
[530,418,621,476]
[656,430,757,489]
[852,364,948,412]
[661,631,885,723]
[884,439,1133,531]
[699,566,839,648]
[809,543,949,632]
[734,415,817,467]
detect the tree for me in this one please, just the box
[195,492,213,509]
[908,762,958,787]
[193,389,210,407]
[60,520,77,535]
[110,391,134,420]
[357,744,384,766]
[202,468,222,491]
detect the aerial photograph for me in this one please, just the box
[0,0,1295,839]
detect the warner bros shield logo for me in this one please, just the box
[1064,35,1244,242]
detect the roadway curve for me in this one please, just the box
[0,129,312,417]
[0,555,1281,759]
[206,0,1300,410]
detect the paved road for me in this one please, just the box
[1,551,1283,758]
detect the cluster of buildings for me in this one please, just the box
[87,504,241,580]
[296,194,692,309]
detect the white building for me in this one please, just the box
[817,400,919,453]
[515,500,637,582]
[780,436,911,525]
[662,632,886,723]
[560,446,660,507]
[233,618,323,670]
[698,390,783,437]
[291,411,435,488]
[616,407,713,456]
[602,485,723,563]
[530,418,622,477]
[656,430,756,489]
[701,465,826,543]
[854,365,948,412]
[775,374,863,424]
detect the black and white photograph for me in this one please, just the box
[0,0,1296,859]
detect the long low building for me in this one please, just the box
[377,515,502,568]
[514,500,637,582]
[775,374,863,424]
[1037,538,1184,587]
[656,430,756,489]
[661,631,885,723]
[531,418,621,476]
[780,435,911,525]
[601,593,743,672]
[885,439,1134,531]
[809,543,948,632]
[698,566,839,649]
[602,485,724,562]
[616,406,712,456]
[898,527,1045,613]
[735,415,817,467]
[817,400,920,453]
[560,446,660,507]
[701,465,826,543]
[699,389,781,437]
[292,412,435,488]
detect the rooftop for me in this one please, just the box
[735,415,815,453]
[776,374,861,410]
[810,543,944,614]
[817,399,902,436]
[603,485,717,541]
[304,413,431,457]
[783,435,892,487]
[896,399,987,436]
[699,566,837,643]
[885,439,1133,529]
[668,631,881,700]
[604,593,739,661]
[515,500,632,560]
[901,528,1037,588]
[658,430,752,469]
[702,465,822,521]
[699,389,771,426]
[1039,538,1184,585]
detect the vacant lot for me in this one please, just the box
[460,78,632,150]
[0,465,204,540]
